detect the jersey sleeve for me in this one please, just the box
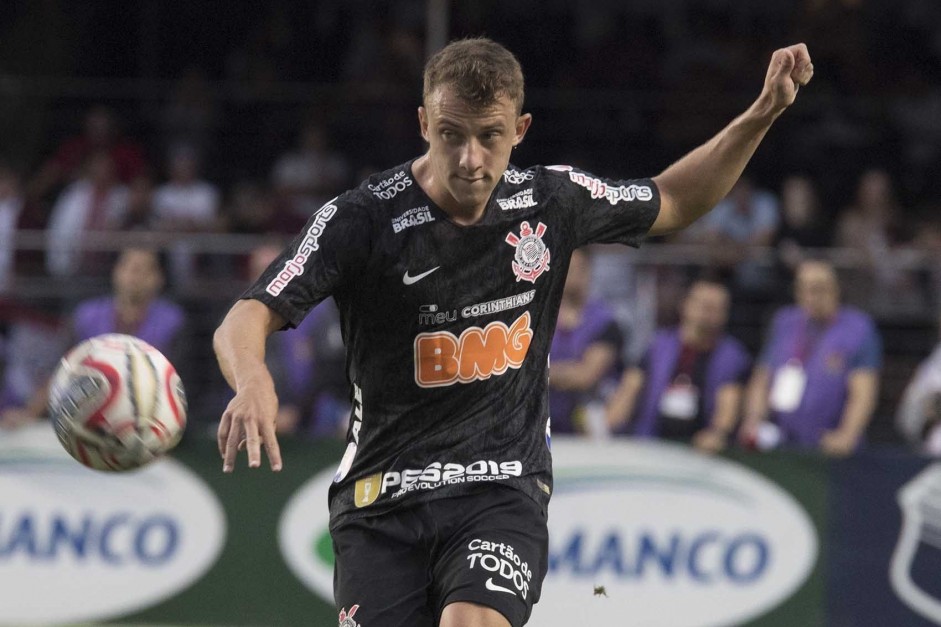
[542,165,661,248]
[849,323,883,371]
[241,193,372,328]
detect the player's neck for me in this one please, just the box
[411,155,486,226]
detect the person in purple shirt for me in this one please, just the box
[0,247,187,428]
[606,279,751,453]
[741,259,882,456]
[72,247,186,357]
[548,248,624,435]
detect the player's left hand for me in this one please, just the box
[761,43,813,115]
[820,428,857,458]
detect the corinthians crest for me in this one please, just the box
[505,221,550,283]
[338,605,361,627]
[891,463,941,624]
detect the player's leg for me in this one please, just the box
[439,600,511,627]
[332,510,436,627]
[430,485,549,627]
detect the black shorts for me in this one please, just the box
[332,485,549,627]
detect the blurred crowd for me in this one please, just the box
[1,0,941,453]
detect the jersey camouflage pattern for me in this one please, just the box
[243,159,660,528]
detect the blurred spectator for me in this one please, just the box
[225,180,306,236]
[121,174,156,230]
[891,66,941,195]
[45,151,129,278]
[548,249,623,436]
[72,247,186,361]
[606,279,751,454]
[159,67,219,160]
[29,105,147,200]
[774,174,831,272]
[0,165,25,291]
[245,243,349,437]
[0,248,187,429]
[0,302,69,429]
[896,311,941,455]
[835,168,928,317]
[152,145,221,287]
[681,177,780,297]
[271,121,350,219]
[742,260,882,456]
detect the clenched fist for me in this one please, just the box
[762,43,814,115]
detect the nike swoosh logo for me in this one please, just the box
[403,266,440,285]
[485,578,517,596]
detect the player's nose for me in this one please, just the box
[459,138,484,172]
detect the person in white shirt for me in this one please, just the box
[152,144,220,287]
[46,151,128,278]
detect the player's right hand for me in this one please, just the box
[218,374,282,472]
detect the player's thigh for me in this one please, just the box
[332,514,435,627]
[432,486,549,627]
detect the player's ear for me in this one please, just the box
[418,106,430,143]
[513,113,532,147]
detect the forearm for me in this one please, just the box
[836,371,879,439]
[213,299,284,393]
[652,96,779,230]
[709,384,743,435]
[744,366,772,425]
[605,369,644,430]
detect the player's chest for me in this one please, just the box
[370,216,563,328]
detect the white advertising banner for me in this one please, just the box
[0,425,227,626]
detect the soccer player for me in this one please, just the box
[214,38,813,627]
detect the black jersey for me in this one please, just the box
[243,159,660,528]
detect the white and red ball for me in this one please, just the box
[49,333,187,471]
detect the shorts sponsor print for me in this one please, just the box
[467,538,534,600]
[354,459,524,508]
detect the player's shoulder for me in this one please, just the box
[354,161,419,210]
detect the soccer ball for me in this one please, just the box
[49,333,187,471]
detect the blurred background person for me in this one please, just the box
[606,279,751,453]
[152,144,221,288]
[896,310,941,455]
[270,120,350,220]
[741,259,882,456]
[72,247,186,361]
[835,168,928,318]
[0,164,25,292]
[549,248,624,436]
[0,300,69,429]
[28,105,147,201]
[679,176,780,300]
[0,247,187,429]
[45,151,129,278]
[773,174,831,273]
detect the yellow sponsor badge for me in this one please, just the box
[354,472,383,508]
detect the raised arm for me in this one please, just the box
[650,44,814,236]
[213,298,287,472]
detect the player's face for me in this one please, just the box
[419,85,531,218]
